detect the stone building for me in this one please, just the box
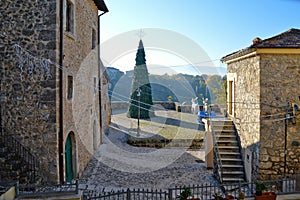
[100,60,110,137]
[221,28,300,181]
[0,0,109,183]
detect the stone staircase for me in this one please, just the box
[0,134,41,184]
[211,119,245,183]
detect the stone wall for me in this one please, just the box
[0,0,104,183]
[101,72,110,136]
[111,101,129,110]
[0,0,58,182]
[62,0,101,178]
[227,56,261,181]
[228,53,300,180]
[259,54,300,179]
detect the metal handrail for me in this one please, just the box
[0,127,40,183]
[16,180,78,197]
[211,121,223,183]
[82,177,300,200]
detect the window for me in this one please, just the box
[92,29,96,49]
[94,77,97,94]
[228,80,233,115]
[66,0,74,34]
[67,75,73,100]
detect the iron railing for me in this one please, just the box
[82,177,300,200]
[16,180,78,197]
[83,188,168,200]
[0,127,40,183]
[210,122,223,183]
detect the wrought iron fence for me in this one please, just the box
[82,177,300,200]
[83,188,168,200]
[16,180,78,197]
[169,184,223,200]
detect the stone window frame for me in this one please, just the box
[92,28,96,50]
[227,73,236,117]
[93,77,97,95]
[67,75,74,101]
[64,0,76,37]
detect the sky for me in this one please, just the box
[99,0,300,75]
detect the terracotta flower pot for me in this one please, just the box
[226,194,235,199]
[254,192,277,200]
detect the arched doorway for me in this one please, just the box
[65,132,76,183]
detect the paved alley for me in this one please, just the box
[79,125,216,192]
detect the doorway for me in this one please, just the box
[65,132,75,183]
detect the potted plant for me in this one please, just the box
[254,181,277,200]
[213,193,235,200]
[213,193,225,200]
[176,187,200,200]
[238,192,245,200]
[225,194,235,199]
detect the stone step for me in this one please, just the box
[222,171,244,175]
[211,120,234,126]
[220,152,241,159]
[222,172,244,179]
[211,119,246,184]
[221,158,243,165]
[222,177,245,183]
[218,146,240,152]
[222,164,244,168]
[214,130,236,135]
[222,164,244,171]
[216,135,236,139]
[221,158,242,162]
[217,140,238,145]
[213,128,236,133]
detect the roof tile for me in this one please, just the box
[221,28,300,62]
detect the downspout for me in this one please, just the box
[59,0,64,183]
[98,11,108,143]
[0,80,2,137]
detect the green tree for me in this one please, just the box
[206,75,227,107]
[127,40,154,119]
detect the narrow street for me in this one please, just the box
[79,125,216,192]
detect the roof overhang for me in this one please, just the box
[222,51,257,64]
[93,0,109,12]
[222,48,300,64]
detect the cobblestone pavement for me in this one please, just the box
[80,125,217,192]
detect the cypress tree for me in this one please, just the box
[127,40,154,119]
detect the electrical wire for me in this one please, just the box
[10,44,296,124]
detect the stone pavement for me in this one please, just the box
[79,125,217,192]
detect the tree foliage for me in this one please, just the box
[127,40,154,119]
[107,67,227,109]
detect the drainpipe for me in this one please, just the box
[0,81,2,137]
[98,11,108,143]
[59,0,64,183]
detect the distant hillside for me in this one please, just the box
[106,67,226,106]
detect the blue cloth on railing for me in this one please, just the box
[197,111,217,124]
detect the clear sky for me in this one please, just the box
[99,0,300,75]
